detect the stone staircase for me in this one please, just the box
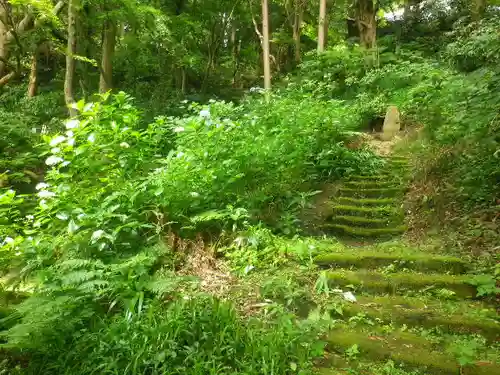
[322,156,409,240]
[314,155,500,374]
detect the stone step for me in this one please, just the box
[335,197,398,207]
[338,187,404,199]
[348,174,388,181]
[314,251,468,274]
[344,181,400,189]
[324,327,500,375]
[326,269,476,297]
[338,295,500,341]
[330,215,399,229]
[323,224,407,238]
[330,204,403,219]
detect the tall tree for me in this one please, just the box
[291,0,304,63]
[65,0,78,116]
[262,0,271,90]
[472,0,487,20]
[99,19,117,93]
[317,0,327,52]
[354,0,379,67]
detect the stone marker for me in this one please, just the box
[380,105,401,141]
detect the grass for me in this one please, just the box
[326,269,476,297]
[314,251,467,274]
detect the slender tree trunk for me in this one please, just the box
[28,48,39,97]
[355,0,377,64]
[318,0,327,52]
[472,0,487,21]
[0,4,8,78]
[293,1,303,63]
[231,21,241,87]
[99,19,117,93]
[262,0,271,91]
[181,67,186,93]
[65,0,78,117]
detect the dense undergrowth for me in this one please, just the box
[1,12,499,375]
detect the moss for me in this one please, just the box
[331,215,399,228]
[326,269,476,297]
[348,174,387,181]
[330,204,403,219]
[338,187,404,198]
[325,328,499,375]
[314,252,468,274]
[323,224,407,238]
[336,197,397,206]
[344,181,400,189]
[341,296,500,341]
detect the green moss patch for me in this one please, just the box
[325,328,499,375]
[330,215,398,228]
[340,295,500,340]
[335,197,398,206]
[326,270,475,297]
[314,252,467,274]
[330,204,403,219]
[344,181,400,189]
[338,187,404,198]
[323,224,407,238]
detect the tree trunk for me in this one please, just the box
[293,1,303,63]
[0,4,8,78]
[65,0,78,117]
[317,0,327,52]
[99,19,117,93]
[181,67,186,93]
[355,0,377,65]
[27,48,39,97]
[262,0,271,91]
[231,21,241,87]
[472,0,487,21]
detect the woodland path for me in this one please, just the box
[313,137,500,375]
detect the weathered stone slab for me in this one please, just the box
[380,106,401,141]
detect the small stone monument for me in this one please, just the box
[380,106,401,141]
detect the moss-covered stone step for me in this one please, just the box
[315,251,467,274]
[336,197,398,207]
[338,295,500,340]
[330,215,399,229]
[323,224,407,238]
[344,181,399,189]
[326,269,475,297]
[338,187,404,198]
[325,328,500,375]
[348,174,387,181]
[330,204,403,219]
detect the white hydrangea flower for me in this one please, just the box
[36,182,49,190]
[199,109,210,118]
[50,135,66,147]
[190,192,200,198]
[38,190,56,198]
[88,133,95,143]
[45,156,64,166]
[65,119,80,129]
[173,127,185,133]
[120,142,130,148]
